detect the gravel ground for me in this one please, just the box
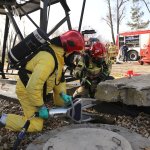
[0,99,71,150]
[110,61,150,78]
[0,98,150,150]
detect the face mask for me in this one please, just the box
[64,52,76,69]
[92,57,104,67]
[65,51,82,69]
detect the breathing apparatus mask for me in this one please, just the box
[64,51,81,69]
[64,52,81,76]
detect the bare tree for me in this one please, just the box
[0,30,2,50]
[116,0,128,34]
[102,0,115,43]
[22,18,27,37]
[141,0,150,13]
[6,30,15,53]
[102,0,128,44]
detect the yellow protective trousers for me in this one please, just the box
[5,80,43,132]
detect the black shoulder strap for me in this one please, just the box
[83,53,90,68]
[15,51,39,69]
[18,43,59,103]
[18,43,58,86]
[39,43,59,103]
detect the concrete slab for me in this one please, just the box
[95,74,150,106]
[0,82,17,100]
[26,124,150,150]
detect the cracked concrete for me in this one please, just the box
[95,74,150,106]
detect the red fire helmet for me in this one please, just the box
[91,42,106,57]
[60,30,85,53]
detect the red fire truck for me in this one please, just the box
[116,29,150,62]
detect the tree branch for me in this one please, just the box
[142,0,150,13]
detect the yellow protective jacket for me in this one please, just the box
[22,44,66,106]
[6,44,66,132]
[108,45,118,58]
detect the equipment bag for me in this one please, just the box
[8,28,50,68]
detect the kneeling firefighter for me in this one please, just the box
[73,41,113,98]
[0,29,84,132]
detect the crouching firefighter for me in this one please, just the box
[73,41,113,98]
[0,29,85,132]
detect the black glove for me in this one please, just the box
[98,72,107,81]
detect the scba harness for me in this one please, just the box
[8,28,58,69]
[8,28,60,102]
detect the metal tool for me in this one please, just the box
[48,98,97,123]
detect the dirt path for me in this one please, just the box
[110,61,150,78]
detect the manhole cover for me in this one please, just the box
[43,128,133,150]
[27,124,150,150]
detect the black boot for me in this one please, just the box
[0,122,5,128]
[0,115,5,128]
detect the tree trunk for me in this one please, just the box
[117,0,119,35]
[108,0,115,43]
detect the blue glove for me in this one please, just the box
[60,92,72,105]
[38,106,49,119]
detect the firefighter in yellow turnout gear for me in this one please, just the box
[107,42,118,63]
[73,42,113,98]
[0,30,85,132]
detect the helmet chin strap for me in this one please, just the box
[63,51,66,57]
